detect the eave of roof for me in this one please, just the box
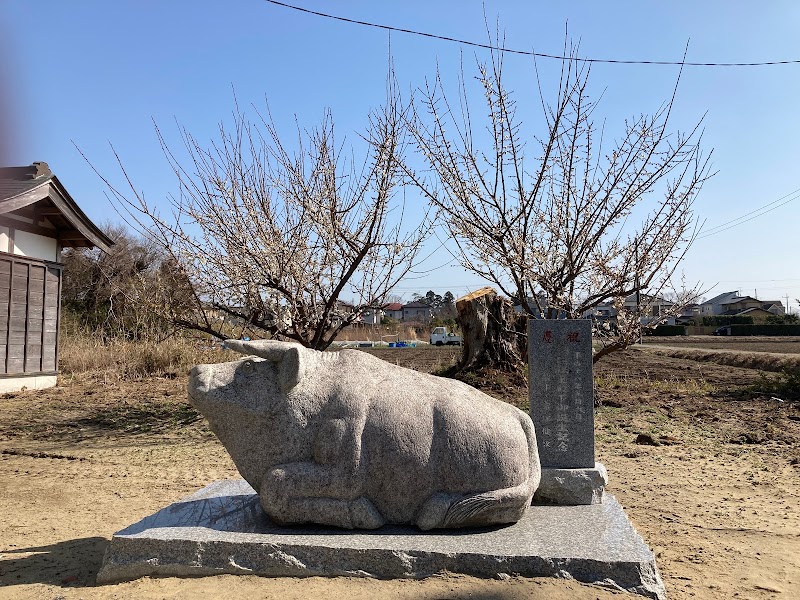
[0,166,113,253]
[734,307,772,315]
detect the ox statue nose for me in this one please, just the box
[189,364,212,395]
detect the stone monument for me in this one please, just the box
[188,339,541,530]
[529,319,608,504]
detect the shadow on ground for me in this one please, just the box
[424,594,534,600]
[0,536,107,588]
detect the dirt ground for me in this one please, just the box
[642,335,800,355]
[1,346,798,599]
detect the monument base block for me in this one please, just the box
[97,479,664,600]
[534,462,609,506]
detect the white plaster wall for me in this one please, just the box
[12,230,59,262]
[0,375,57,393]
[0,227,8,253]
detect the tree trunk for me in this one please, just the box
[455,287,527,372]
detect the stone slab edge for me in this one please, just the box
[97,483,665,600]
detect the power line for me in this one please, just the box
[700,186,800,236]
[405,258,458,278]
[698,187,800,239]
[714,278,800,283]
[264,0,800,68]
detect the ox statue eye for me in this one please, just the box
[242,360,255,374]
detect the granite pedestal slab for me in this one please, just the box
[534,463,609,506]
[98,480,665,600]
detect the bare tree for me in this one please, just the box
[405,41,713,364]
[88,94,429,349]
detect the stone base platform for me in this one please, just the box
[534,463,609,505]
[97,480,665,600]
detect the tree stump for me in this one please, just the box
[455,287,527,373]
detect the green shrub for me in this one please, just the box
[701,315,754,326]
[729,324,800,336]
[766,314,800,325]
[646,325,686,336]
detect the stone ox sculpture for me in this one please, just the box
[189,340,540,530]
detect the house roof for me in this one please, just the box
[0,162,113,253]
[383,302,403,311]
[719,295,759,305]
[403,301,430,309]
[703,291,739,305]
[761,301,784,309]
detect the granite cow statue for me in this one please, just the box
[188,340,540,530]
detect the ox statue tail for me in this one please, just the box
[442,411,540,528]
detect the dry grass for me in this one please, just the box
[59,332,232,381]
[641,345,800,373]
[595,369,716,398]
[58,326,428,382]
[334,325,427,343]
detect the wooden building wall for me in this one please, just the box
[0,253,61,375]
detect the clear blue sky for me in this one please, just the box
[3,1,799,311]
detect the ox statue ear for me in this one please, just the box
[223,340,304,391]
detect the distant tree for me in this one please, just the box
[405,42,713,365]
[425,290,444,309]
[62,224,194,338]
[441,291,456,318]
[411,290,457,318]
[91,94,429,349]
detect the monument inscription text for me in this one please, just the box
[529,319,594,469]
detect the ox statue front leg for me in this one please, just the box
[259,417,385,529]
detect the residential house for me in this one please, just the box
[699,291,740,316]
[698,292,785,321]
[762,302,786,316]
[512,294,551,316]
[624,293,675,323]
[359,307,384,326]
[383,302,404,321]
[588,303,617,320]
[402,301,432,323]
[586,294,677,325]
[675,303,702,325]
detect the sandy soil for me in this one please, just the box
[1,347,798,599]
